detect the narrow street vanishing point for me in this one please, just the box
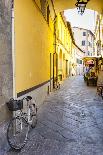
[4,76,103,155]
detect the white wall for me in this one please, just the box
[73,27,94,56]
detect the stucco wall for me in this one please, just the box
[0,0,13,123]
[15,0,54,94]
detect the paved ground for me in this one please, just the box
[2,76,103,155]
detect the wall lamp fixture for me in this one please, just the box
[75,0,90,15]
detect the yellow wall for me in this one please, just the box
[56,13,73,79]
[15,0,54,93]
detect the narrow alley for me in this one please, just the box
[6,76,103,155]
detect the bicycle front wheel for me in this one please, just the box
[30,105,37,128]
[7,116,29,150]
[31,110,37,128]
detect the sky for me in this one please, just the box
[64,9,97,33]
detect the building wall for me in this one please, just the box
[73,27,95,56]
[70,44,76,76]
[14,0,54,96]
[87,31,95,56]
[0,0,13,123]
[94,14,103,56]
[73,28,87,52]
[74,45,84,75]
[56,13,73,80]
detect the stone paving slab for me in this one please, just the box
[1,76,103,155]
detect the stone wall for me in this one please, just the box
[0,0,13,123]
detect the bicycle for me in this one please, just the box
[6,96,37,150]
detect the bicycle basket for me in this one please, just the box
[6,99,23,111]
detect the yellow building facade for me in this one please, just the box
[14,0,55,98]
[14,1,75,98]
[56,13,74,81]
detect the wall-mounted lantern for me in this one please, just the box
[75,0,90,15]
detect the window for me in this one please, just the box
[88,51,90,55]
[82,40,85,46]
[76,59,79,64]
[40,0,46,18]
[76,59,82,64]
[83,32,86,36]
[47,5,50,24]
[88,42,91,46]
[11,0,14,9]
[80,60,82,64]
[60,22,62,40]
[91,36,92,42]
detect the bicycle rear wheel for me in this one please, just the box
[7,116,29,150]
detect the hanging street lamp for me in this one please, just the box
[75,0,90,15]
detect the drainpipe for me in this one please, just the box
[51,0,59,89]
[51,0,58,88]
[11,0,16,99]
[53,15,57,88]
[11,0,16,118]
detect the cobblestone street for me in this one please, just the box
[3,76,103,155]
